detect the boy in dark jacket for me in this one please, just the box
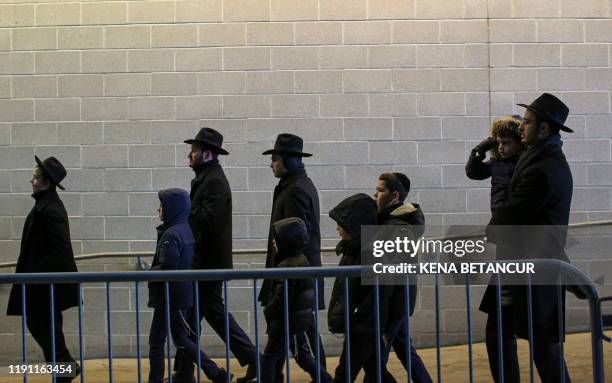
[465,116,523,213]
[148,188,229,383]
[262,217,333,383]
[328,194,396,383]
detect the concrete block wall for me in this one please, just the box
[1,0,611,362]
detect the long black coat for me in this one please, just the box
[480,134,572,342]
[7,189,79,316]
[259,168,324,309]
[189,160,233,270]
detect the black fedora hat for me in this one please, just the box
[262,133,312,157]
[184,127,229,155]
[35,156,66,190]
[517,93,573,133]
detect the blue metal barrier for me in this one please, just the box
[0,260,609,383]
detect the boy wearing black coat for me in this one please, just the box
[148,188,229,383]
[262,217,333,383]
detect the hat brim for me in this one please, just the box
[183,140,229,155]
[517,104,574,133]
[262,149,312,157]
[34,155,65,190]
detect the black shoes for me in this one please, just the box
[236,362,257,383]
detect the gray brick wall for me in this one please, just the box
[0,0,611,363]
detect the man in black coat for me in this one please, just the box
[480,93,576,383]
[259,133,328,373]
[174,128,257,383]
[7,156,80,383]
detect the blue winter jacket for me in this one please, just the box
[148,188,195,310]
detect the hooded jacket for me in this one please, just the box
[327,194,392,334]
[148,188,195,310]
[263,217,315,334]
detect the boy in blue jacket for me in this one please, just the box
[148,188,230,383]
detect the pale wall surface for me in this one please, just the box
[0,0,611,362]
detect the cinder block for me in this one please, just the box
[320,46,368,69]
[344,70,392,93]
[561,91,609,115]
[512,0,559,17]
[490,20,536,43]
[0,30,10,51]
[417,45,464,68]
[295,71,342,94]
[271,0,317,21]
[82,145,127,168]
[417,188,467,212]
[224,167,248,191]
[82,97,128,121]
[224,47,270,71]
[563,139,610,162]
[466,92,489,116]
[369,45,415,69]
[394,164,442,188]
[0,100,33,122]
[223,0,269,22]
[175,96,223,120]
[247,118,295,142]
[0,5,34,28]
[369,93,416,117]
[196,119,247,143]
[271,47,318,70]
[441,69,489,91]
[65,217,105,240]
[35,98,80,121]
[35,51,79,74]
[587,164,612,186]
[198,72,245,95]
[270,95,318,118]
[320,0,367,20]
[247,214,272,238]
[82,193,129,216]
[82,2,127,25]
[562,44,608,66]
[129,144,175,168]
[442,164,486,187]
[489,44,512,67]
[317,141,369,165]
[58,27,103,49]
[440,20,487,43]
[13,27,56,51]
[441,116,490,140]
[0,146,35,169]
[393,117,441,140]
[393,69,440,92]
[105,169,152,192]
[151,73,197,96]
[58,122,103,145]
[128,192,158,216]
[82,50,127,73]
[13,75,57,98]
[104,25,150,49]
[490,68,537,91]
[247,23,293,45]
[344,21,390,45]
[0,194,32,215]
[104,74,150,97]
[307,165,345,190]
[128,1,174,23]
[344,165,387,189]
[571,188,612,212]
[61,168,104,192]
[233,191,272,214]
[34,145,80,168]
[585,115,612,138]
[152,24,197,48]
[10,169,33,193]
[417,93,465,116]
[198,23,246,47]
[416,0,463,19]
[106,217,154,240]
[35,2,79,26]
[464,0,489,18]
[247,166,279,191]
[223,95,270,118]
[585,20,612,43]
[127,49,173,73]
[513,44,561,67]
[561,0,608,17]
[295,118,344,141]
[464,44,489,68]
[149,121,198,144]
[128,97,174,121]
[0,123,10,145]
[369,141,418,164]
[246,71,293,95]
[392,20,439,44]
[320,94,368,117]
[466,188,491,212]
[295,22,342,45]
[368,0,414,19]
[59,75,103,97]
[344,118,392,140]
[175,48,222,72]
[151,167,192,190]
[537,68,585,91]
[588,67,612,90]
[417,140,465,164]
[538,20,584,43]
[176,0,222,22]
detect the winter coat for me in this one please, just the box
[465,148,519,211]
[148,188,195,310]
[259,168,324,309]
[7,189,79,316]
[480,134,573,343]
[263,218,315,335]
[189,160,233,270]
[327,193,393,334]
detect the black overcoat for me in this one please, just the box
[7,189,79,316]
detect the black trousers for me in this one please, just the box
[175,281,257,377]
[334,329,396,383]
[485,307,572,383]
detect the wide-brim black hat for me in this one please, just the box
[35,155,66,190]
[262,133,312,157]
[517,93,573,133]
[184,127,229,155]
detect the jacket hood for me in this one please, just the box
[273,217,308,257]
[382,202,425,238]
[158,188,191,226]
[329,193,377,241]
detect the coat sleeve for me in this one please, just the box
[190,177,231,233]
[37,209,73,272]
[158,234,180,271]
[465,150,492,180]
